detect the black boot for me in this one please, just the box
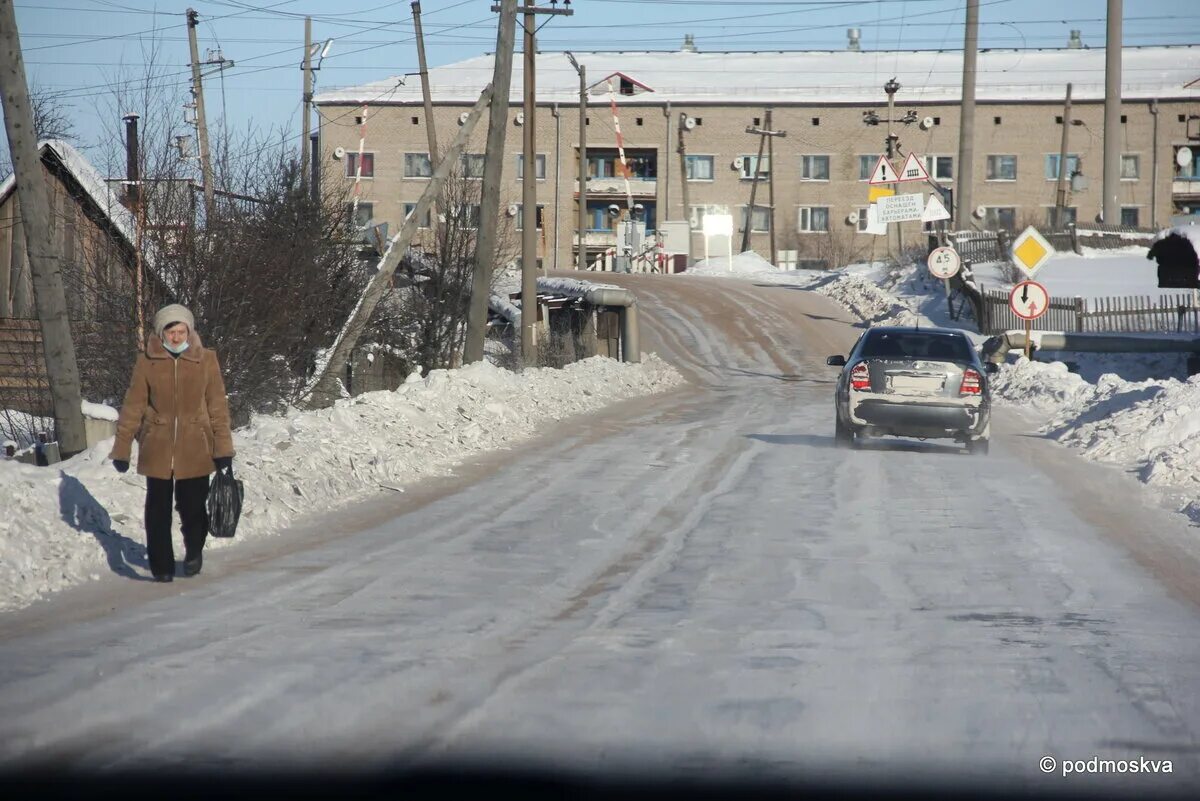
[153,572,174,583]
[183,552,203,577]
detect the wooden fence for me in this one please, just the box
[978,290,1200,335]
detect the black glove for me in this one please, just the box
[112,459,129,474]
[214,456,233,474]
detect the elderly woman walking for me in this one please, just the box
[110,304,235,582]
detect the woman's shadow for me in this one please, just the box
[58,473,153,582]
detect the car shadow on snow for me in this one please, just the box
[58,473,152,582]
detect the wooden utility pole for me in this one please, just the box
[186,8,215,219]
[955,0,979,227]
[301,16,313,190]
[124,113,146,347]
[766,109,780,265]
[464,0,519,365]
[1053,83,1074,229]
[741,112,785,255]
[677,112,692,268]
[521,0,538,365]
[302,87,494,407]
[0,0,87,456]
[412,0,440,235]
[566,52,587,273]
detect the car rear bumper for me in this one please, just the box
[848,396,988,438]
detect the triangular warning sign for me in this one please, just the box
[867,155,897,185]
[921,192,951,223]
[897,152,931,183]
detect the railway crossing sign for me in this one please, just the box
[927,247,961,279]
[897,152,931,183]
[1011,226,1055,278]
[1009,280,1049,320]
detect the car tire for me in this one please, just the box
[834,413,854,448]
[967,437,989,455]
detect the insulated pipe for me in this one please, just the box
[578,285,640,363]
[982,330,1200,364]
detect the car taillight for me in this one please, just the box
[850,362,871,391]
[959,367,982,396]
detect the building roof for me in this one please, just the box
[0,139,138,252]
[315,45,1200,107]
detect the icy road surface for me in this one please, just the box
[3,273,1200,791]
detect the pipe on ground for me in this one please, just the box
[982,330,1200,364]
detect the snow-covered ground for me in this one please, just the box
[689,249,1200,526]
[0,357,684,613]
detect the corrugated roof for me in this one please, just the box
[315,45,1200,106]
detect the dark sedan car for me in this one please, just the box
[826,326,996,454]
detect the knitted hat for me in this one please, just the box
[153,303,195,338]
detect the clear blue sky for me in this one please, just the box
[6,0,1198,171]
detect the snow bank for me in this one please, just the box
[0,356,684,613]
[80,401,118,422]
[690,251,780,275]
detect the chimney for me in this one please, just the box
[122,113,140,210]
[1068,29,1083,49]
[681,34,697,53]
[847,28,861,52]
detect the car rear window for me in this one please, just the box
[860,331,973,361]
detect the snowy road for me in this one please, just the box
[3,274,1200,791]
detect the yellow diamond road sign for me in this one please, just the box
[1012,226,1055,278]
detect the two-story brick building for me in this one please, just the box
[314,39,1200,270]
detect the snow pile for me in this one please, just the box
[0,356,684,613]
[689,251,781,275]
[80,401,118,422]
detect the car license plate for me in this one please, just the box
[887,374,944,394]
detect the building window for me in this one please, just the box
[402,202,431,228]
[854,206,869,232]
[450,204,481,229]
[1120,207,1140,227]
[986,155,1017,181]
[812,117,820,126]
[858,155,875,181]
[403,152,432,178]
[1121,154,1140,180]
[925,155,953,181]
[1044,206,1077,227]
[516,153,547,180]
[740,205,771,233]
[984,207,1017,231]
[685,155,714,181]
[345,151,375,178]
[752,117,761,127]
[688,204,729,230]
[411,116,420,125]
[800,155,830,181]
[636,117,644,126]
[1045,154,1080,181]
[797,206,830,233]
[993,116,1002,125]
[461,153,486,179]
[347,201,373,229]
[739,155,769,180]
[515,205,546,231]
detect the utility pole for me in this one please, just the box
[1053,83,1074,229]
[956,0,979,227]
[0,0,87,457]
[301,16,313,191]
[766,109,780,265]
[464,0,519,365]
[186,8,215,220]
[521,0,538,366]
[741,110,786,255]
[1102,0,1122,225]
[412,3,441,198]
[124,113,146,347]
[677,112,692,268]
[566,52,587,273]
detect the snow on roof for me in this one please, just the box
[315,46,1200,106]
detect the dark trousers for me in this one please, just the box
[145,476,209,577]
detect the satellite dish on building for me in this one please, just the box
[458,112,470,125]
[973,205,987,219]
[506,204,519,217]
[1178,147,1195,169]
[332,146,345,160]
[514,112,525,126]
[919,116,935,131]
[683,116,697,130]
[846,210,860,225]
